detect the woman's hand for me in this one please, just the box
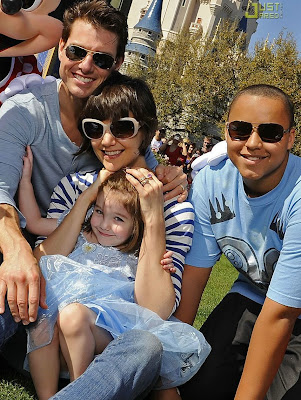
[125,168,164,223]
[155,164,188,202]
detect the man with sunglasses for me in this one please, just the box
[177,84,301,400]
[0,0,187,397]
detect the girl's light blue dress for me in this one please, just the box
[27,233,211,389]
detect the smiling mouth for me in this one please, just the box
[242,155,267,161]
[98,231,113,237]
[74,73,94,83]
[103,150,123,156]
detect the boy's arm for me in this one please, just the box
[235,298,301,400]
[173,265,212,325]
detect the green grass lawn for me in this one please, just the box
[193,255,238,330]
[0,255,237,398]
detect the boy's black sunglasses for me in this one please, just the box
[227,120,291,143]
[65,45,116,70]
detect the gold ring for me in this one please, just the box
[179,184,186,192]
[140,177,151,186]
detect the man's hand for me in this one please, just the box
[0,244,46,324]
[155,164,188,202]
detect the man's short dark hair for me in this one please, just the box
[62,0,128,60]
[228,84,295,128]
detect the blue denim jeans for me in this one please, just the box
[50,330,163,400]
[0,300,19,347]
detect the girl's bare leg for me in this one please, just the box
[57,303,113,380]
[28,324,60,400]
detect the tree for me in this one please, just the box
[181,21,247,140]
[124,29,196,132]
[124,24,301,154]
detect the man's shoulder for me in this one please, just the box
[2,78,59,109]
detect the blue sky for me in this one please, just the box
[248,1,301,54]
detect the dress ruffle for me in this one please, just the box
[27,243,210,389]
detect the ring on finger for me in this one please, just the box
[140,177,151,186]
[179,184,186,192]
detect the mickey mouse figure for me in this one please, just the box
[0,0,71,97]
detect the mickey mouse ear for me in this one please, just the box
[49,0,79,21]
[1,0,23,16]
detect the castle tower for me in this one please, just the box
[124,0,163,67]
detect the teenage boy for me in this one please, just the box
[177,84,301,400]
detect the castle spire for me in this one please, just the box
[135,0,163,34]
[124,0,164,67]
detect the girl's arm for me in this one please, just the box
[126,168,175,320]
[18,146,57,236]
[34,170,111,261]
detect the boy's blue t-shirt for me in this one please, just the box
[186,154,301,309]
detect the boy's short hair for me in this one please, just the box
[229,84,295,127]
[62,0,128,60]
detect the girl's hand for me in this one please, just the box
[161,250,176,273]
[20,145,33,184]
[82,169,112,204]
[125,168,164,222]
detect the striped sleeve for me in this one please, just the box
[164,198,195,312]
[47,171,98,219]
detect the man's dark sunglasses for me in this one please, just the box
[227,120,291,143]
[65,45,116,70]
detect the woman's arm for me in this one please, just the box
[126,168,175,320]
[235,298,301,400]
[181,142,188,157]
[174,265,212,325]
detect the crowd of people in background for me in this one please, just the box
[152,130,216,187]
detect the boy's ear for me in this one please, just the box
[287,128,296,150]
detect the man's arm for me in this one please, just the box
[0,204,46,324]
[174,265,212,325]
[235,298,301,400]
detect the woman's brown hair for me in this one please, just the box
[77,72,158,157]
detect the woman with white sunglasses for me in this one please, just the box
[19,74,209,400]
